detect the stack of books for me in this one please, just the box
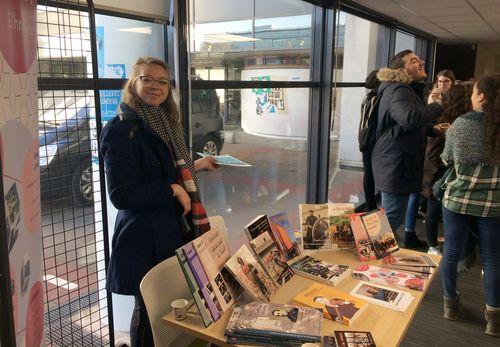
[225,302,322,346]
[383,253,438,275]
[288,255,351,286]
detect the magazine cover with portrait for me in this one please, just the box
[225,245,277,302]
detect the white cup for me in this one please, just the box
[301,343,320,347]
[171,299,189,320]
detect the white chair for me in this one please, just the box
[140,255,197,347]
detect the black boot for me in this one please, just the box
[404,232,427,249]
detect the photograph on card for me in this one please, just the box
[299,203,330,250]
[330,203,356,249]
[361,209,399,258]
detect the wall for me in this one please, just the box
[475,42,500,77]
[0,0,44,345]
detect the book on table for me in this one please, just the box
[383,253,437,275]
[225,302,322,346]
[352,264,428,291]
[224,244,278,302]
[360,208,399,259]
[350,281,413,312]
[268,211,302,260]
[175,216,241,326]
[350,213,377,262]
[245,215,294,286]
[293,282,368,326]
[288,255,350,286]
[299,203,356,251]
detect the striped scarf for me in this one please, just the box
[135,103,211,237]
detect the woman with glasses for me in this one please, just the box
[100,56,218,346]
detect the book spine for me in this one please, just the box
[175,248,213,327]
[235,327,321,342]
[183,243,209,288]
[183,243,221,321]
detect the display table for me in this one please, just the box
[163,248,440,347]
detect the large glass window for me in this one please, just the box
[395,30,416,53]
[189,0,313,81]
[334,11,390,81]
[329,12,391,207]
[194,87,310,251]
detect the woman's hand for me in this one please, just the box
[171,183,191,215]
[428,87,443,104]
[194,156,220,171]
[433,122,451,134]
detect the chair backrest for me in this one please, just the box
[140,255,193,347]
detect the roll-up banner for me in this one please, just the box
[0,1,45,346]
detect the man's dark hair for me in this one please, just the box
[389,50,413,69]
[365,69,380,90]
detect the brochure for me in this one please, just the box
[197,152,251,167]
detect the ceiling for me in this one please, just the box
[351,0,500,44]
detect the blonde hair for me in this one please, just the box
[121,56,180,123]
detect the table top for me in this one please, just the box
[163,248,440,347]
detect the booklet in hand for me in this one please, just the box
[197,152,251,167]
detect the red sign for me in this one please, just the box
[0,0,37,73]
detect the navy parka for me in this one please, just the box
[100,103,185,295]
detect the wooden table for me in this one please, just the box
[163,248,440,347]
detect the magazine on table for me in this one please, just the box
[383,253,437,275]
[225,245,278,302]
[352,264,428,292]
[360,209,399,259]
[293,283,368,326]
[197,152,251,167]
[225,302,322,344]
[350,281,413,312]
[288,255,350,286]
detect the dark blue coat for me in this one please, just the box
[100,103,185,295]
[372,68,443,194]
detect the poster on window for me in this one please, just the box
[251,76,287,116]
[0,0,44,345]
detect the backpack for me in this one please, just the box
[358,92,382,153]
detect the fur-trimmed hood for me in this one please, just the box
[377,68,413,84]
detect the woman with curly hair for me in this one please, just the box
[440,74,500,337]
[421,83,473,255]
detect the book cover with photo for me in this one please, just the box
[299,203,331,250]
[352,264,428,292]
[193,218,242,313]
[288,255,350,286]
[333,331,376,347]
[249,231,294,286]
[225,302,322,343]
[350,281,413,312]
[268,212,301,260]
[350,213,377,262]
[293,283,368,326]
[175,248,213,327]
[361,209,399,259]
[5,182,21,253]
[330,203,356,249]
[225,245,277,302]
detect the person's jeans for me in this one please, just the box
[362,152,378,210]
[425,195,442,247]
[130,294,154,347]
[404,192,420,232]
[441,207,500,307]
[381,191,410,233]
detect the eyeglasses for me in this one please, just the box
[139,75,170,87]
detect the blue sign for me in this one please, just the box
[100,90,122,122]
